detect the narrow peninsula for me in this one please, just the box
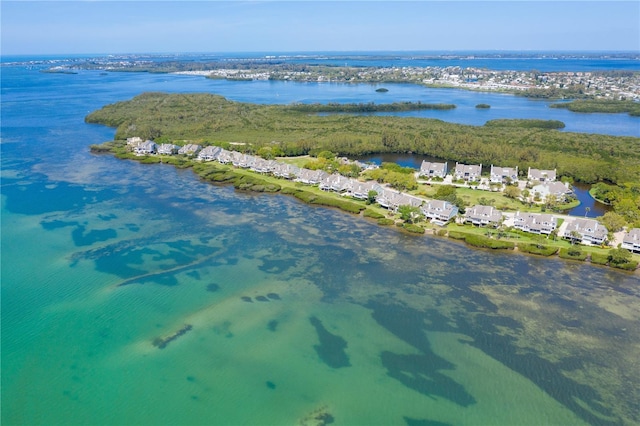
[86,93,640,271]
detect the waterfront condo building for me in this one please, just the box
[418,161,448,179]
[454,162,482,182]
[490,165,519,184]
[527,167,557,182]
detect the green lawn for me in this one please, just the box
[276,156,312,168]
[416,183,579,213]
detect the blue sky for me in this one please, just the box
[2,1,638,55]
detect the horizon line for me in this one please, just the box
[3,49,640,57]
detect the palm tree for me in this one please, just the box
[584,207,591,217]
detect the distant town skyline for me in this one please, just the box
[2,1,639,55]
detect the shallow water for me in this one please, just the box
[2,57,639,425]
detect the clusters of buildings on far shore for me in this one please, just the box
[176,66,640,100]
[126,137,640,253]
[415,66,640,100]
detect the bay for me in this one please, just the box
[1,55,639,426]
[162,77,640,137]
[3,52,640,137]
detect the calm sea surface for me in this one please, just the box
[1,55,639,425]
[3,53,640,136]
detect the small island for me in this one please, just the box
[476,103,491,109]
[550,99,640,117]
[40,69,78,75]
[375,87,389,92]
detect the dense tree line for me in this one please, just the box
[591,182,640,227]
[485,119,565,129]
[85,92,640,186]
[363,168,418,191]
[550,100,640,116]
[284,102,455,113]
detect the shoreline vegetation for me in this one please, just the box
[284,101,456,113]
[85,92,639,271]
[549,99,640,116]
[484,119,565,129]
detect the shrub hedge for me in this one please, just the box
[447,230,467,240]
[590,253,609,265]
[284,188,364,214]
[558,248,588,261]
[610,261,638,271]
[363,209,385,219]
[517,243,558,256]
[403,223,426,234]
[464,234,515,250]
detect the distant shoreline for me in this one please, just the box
[23,51,640,101]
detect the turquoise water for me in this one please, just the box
[2,57,640,425]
